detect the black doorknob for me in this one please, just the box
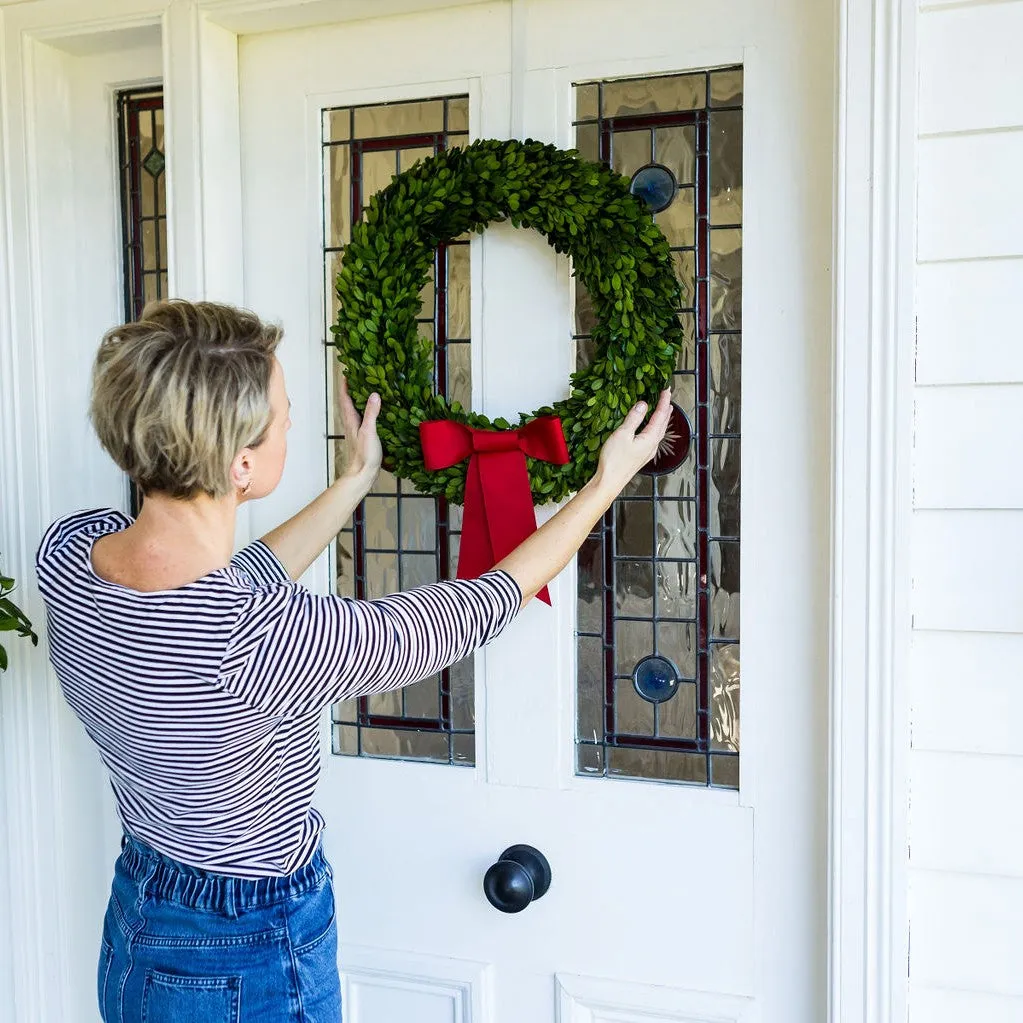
[483,844,552,913]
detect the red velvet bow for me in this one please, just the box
[419,416,570,605]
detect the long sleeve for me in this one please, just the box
[219,572,521,718]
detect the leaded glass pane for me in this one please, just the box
[323,95,474,767]
[573,68,743,790]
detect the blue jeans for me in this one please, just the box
[98,834,342,1022]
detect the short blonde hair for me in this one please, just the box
[90,300,283,499]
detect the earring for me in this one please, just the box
[242,480,252,495]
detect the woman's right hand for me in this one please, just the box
[338,375,383,488]
[594,388,673,493]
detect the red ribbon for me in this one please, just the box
[419,417,570,605]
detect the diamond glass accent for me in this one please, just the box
[117,87,167,516]
[322,96,474,767]
[574,69,743,789]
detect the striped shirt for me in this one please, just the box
[36,508,520,877]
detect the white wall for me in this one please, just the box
[910,1,1023,1020]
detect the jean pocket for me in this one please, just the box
[141,970,241,1023]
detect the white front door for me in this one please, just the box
[238,2,832,1020]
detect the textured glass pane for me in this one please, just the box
[577,744,604,776]
[325,144,350,247]
[325,255,344,345]
[419,262,435,316]
[575,83,598,121]
[656,681,698,739]
[575,121,599,163]
[332,724,359,756]
[654,125,696,186]
[361,727,449,762]
[400,145,433,172]
[400,498,436,551]
[710,111,743,225]
[712,439,740,538]
[616,679,654,735]
[448,532,461,579]
[671,251,696,309]
[603,73,706,116]
[671,372,697,428]
[452,732,474,766]
[336,532,356,598]
[614,619,653,676]
[711,542,740,640]
[710,69,743,107]
[615,560,653,616]
[364,497,398,550]
[609,747,708,784]
[711,753,739,788]
[658,621,697,677]
[354,99,444,138]
[144,275,159,305]
[447,243,470,339]
[577,534,604,634]
[654,185,695,247]
[361,149,396,207]
[711,334,741,434]
[142,222,158,271]
[575,279,597,336]
[656,500,696,560]
[324,108,351,142]
[656,561,697,620]
[369,689,401,716]
[577,636,604,742]
[332,697,358,724]
[447,342,471,410]
[712,644,740,752]
[365,552,398,599]
[710,229,742,330]
[615,501,654,558]
[447,96,469,132]
[404,675,440,719]
[611,129,651,177]
[402,554,437,590]
[450,656,474,730]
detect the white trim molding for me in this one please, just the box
[828,0,915,1022]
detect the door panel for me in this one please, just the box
[238,1,832,1019]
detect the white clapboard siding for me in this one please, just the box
[919,2,1023,134]
[911,750,1023,876]
[916,259,1023,386]
[911,6,1023,1021]
[909,870,1023,995]
[918,131,1023,262]
[914,385,1023,509]
[911,630,1023,756]
[911,987,1023,1023]
[911,510,1023,633]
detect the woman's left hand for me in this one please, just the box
[338,376,382,487]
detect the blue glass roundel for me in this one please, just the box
[629,163,678,214]
[632,655,680,705]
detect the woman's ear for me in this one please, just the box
[229,449,254,493]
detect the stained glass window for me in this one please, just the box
[321,96,474,766]
[117,86,166,516]
[574,68,742,788]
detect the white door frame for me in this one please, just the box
[0,1,914,1020]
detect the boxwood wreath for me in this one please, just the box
[331,137,683,505]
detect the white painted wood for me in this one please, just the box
[238,1,834,1020]
[918,2,1023,134]
[913,385,1023,509]
[829,2,915,1023]
[0,9,166,1019]
[909,869,1023,995]
[341,945,492,1023]
[555,973,756,1023]
[911,630,1023,756]
[911,510,1023,632]
[910,986,1023,1023]
[917,131,1023,262]
[910,749,1023,875]
[916,258,1023,385]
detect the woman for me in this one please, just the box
[36,300,670,1023]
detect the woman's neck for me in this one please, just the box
[91,491,239,592]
